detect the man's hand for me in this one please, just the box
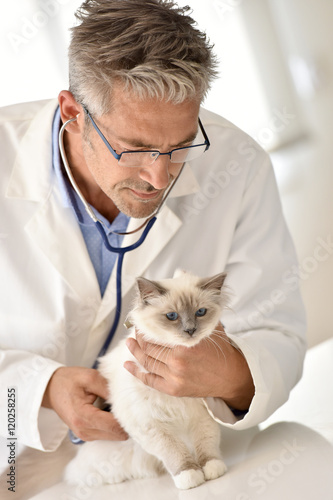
[124,323,254,411]
[42,366,128,442]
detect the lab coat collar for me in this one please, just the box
[6,99,58,201]
[168,162,200,198]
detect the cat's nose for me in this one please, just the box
[184,327,196,336]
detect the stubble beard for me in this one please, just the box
[107,179,172,219]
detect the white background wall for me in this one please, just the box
[1,0,332,347]
[264,0,333,347]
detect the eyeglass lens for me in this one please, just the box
[118,143,207,168]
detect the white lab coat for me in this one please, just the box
[0,99,306,457]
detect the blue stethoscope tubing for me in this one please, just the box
[91,216,156,368]
[69,216,156,444]
[59,114,181,444]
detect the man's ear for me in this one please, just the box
[58,90,83,134]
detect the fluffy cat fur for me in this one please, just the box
[64,270,228,490]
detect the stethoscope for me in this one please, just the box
[59,115,184,444]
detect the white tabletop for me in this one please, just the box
[29,421,332,500]
[27,338,333,500]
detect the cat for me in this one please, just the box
[64,269,228,490]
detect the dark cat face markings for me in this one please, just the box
[136,277,167,304]
[198,273,227,293]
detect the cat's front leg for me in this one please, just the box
[173,468,205,490]
[201,458,227,481]
[192,406,227,481]
[132,430,205,490]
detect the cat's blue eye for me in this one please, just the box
[166,312,179,321]
[195,308,207,317]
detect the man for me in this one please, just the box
[0,0,306,461]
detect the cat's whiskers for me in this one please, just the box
[210,329,247,359]
[144,342,174,375]
[151,345,169,374]
[204,335,226,362]
[150,341,169,357]
[210,330,238,354]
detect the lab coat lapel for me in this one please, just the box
[6,99,101,302]
[6,99,58,202]
[25,189,101,301]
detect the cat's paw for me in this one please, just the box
[203,459,227,481]
[173,468,205,490]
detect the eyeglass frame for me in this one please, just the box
[81,105,210,167]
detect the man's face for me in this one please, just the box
[80,86,201,219]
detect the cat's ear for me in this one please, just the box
[199,272,227,292]
[136,277,167,303]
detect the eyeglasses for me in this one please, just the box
[82,106,210,168]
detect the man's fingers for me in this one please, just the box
[82,369,111,401]
[72,406,129,442]
[90,411,129,441]
[124,360,189,397]
[126,337,168,376]
[135,334,174,362]
[124,360,166,390]
[43,366,129,441]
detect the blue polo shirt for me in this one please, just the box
[52,107,130,296]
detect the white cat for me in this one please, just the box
[65,270,228,490]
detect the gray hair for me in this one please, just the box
[68,0,218,116]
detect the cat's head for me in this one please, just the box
[129,270,228,347]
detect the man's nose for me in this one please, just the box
[139,155,171,190]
